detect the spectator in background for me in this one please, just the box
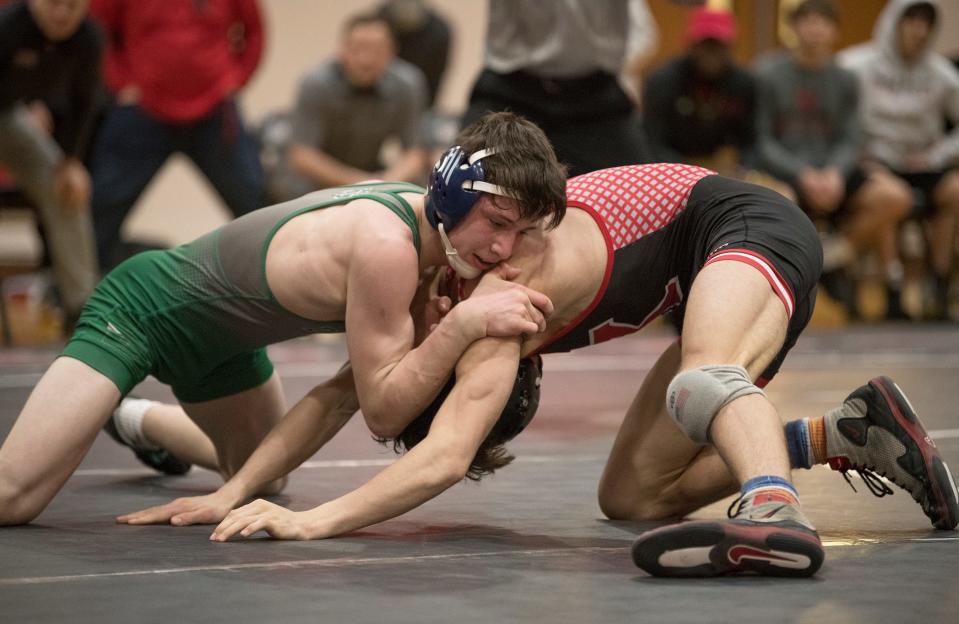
[0,0,101,323]
[377,0,450,108]
[269,13,427,201]
[461,0,656,177]
[756,0,912,320]
[840,0,959,321]
[643,8,760,180]
[88,0,265,270]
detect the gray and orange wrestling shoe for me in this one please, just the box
[825,376,959,530]
[631,491,824,578]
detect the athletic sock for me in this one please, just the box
[785,416,830,468]
[740,475,800,506]
[112,398,159,451]
[785,419,813,469]
[808,416,827,464]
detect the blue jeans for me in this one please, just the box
[89,98,264,267]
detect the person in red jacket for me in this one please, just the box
[87,0,265,269]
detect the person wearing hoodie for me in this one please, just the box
[756,0,913,320]
[839,0,959,320]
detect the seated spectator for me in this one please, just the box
[0,0,101,325]
[840,0,959,321]
[88,0,265,270]
[272,13,428,201]
[643,8,759,179]
[756,0,912,320]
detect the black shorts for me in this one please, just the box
[671,175,823,385]
[542,175,822,386]
[890,168,958,219]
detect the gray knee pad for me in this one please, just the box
[666,365,765,443]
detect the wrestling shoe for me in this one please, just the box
[631,491,824,577]
[103,399,192,476]
[825,376,959,530]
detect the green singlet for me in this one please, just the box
[63,182,424,402]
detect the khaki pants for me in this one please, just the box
[0,104,98,314]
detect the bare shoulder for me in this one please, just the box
[521,209,607,300]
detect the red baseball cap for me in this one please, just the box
[687,7,737,44]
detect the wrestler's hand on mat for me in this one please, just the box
[210,499,312,541]
[457,264,553,337]
[116,491,241,527]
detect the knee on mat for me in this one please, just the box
[0,479,44,526]
[597,480,672,522]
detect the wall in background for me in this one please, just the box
[123,0,959,247]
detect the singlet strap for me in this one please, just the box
[367,190,421,257]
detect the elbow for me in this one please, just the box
[365,416,403,440]
[361,392,413,439]
[362,404,404,439]
[429,454,469,490]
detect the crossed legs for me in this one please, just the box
[598,260,791,520]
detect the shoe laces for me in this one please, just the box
[727,493,746,519]
[829,457,896,498]
[840,468,895,497]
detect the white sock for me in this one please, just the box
[112,398,159,451]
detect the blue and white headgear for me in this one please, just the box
[425,146,517,279]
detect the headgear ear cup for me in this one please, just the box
[493,355,543,441]
[413,355,542,444]
[425,146,518,279]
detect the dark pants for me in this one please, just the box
[90,98,264,268]
[462,69,650,177]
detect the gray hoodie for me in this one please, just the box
[838,0,959,170]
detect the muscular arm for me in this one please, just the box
[217,365,359,503]
[344,239,482,437]
[346,239,549,437]
[212,338,522,541]
[117,364,361,525]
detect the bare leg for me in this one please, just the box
[843,172,911,262]
[927,172,959,279]
[681,261,791,483]
[179,372,288,495]
[629,262,824,577]
[601,261,792,521]
[0,357,120,524]
[598,341,737,520]
[139,403,218,470]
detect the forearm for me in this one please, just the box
[288,144,371,187]
[222,374,359,502]
[302,441,462,539]
[304,340,517,539]
[360,307,481,436]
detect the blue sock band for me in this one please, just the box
[785,419,812,469]
[741,475,799,500]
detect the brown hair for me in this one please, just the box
[453,112,567,229]
[342,12,394,40]
[789,0,839,24]
[375,374,527,482]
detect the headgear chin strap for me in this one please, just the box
[437,222,481,279]
[426,146,517,279]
